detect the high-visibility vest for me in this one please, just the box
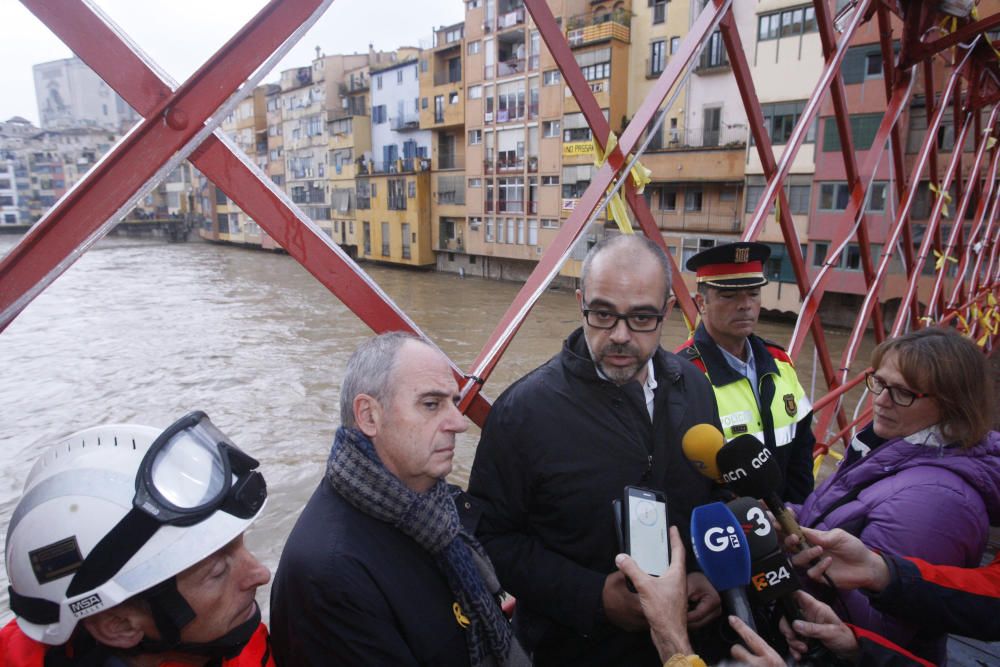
[677,330,811,449]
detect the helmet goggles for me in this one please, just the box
[63,411,266,597]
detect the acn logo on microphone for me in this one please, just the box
[704,526,741,552]
[721,447,773,483]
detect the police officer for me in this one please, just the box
[676,242,815,503]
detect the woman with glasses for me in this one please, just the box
[790,327,1000,665]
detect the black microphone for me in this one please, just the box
[691,502,756,632]
[716,434,811,552]
[730,497,835,664]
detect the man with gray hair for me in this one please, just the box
[270,332,528,666]
[469,233,723,665]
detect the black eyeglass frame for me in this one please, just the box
[864,371,930,407]
[580,302,667,333]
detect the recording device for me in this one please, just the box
[733,499,834,664]
[690,502,756,632]
[715,434,811,552]
[726,497,776,561]
[614,486,669,576]
[681,423,726,482]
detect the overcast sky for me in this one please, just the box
[0,0,467,126]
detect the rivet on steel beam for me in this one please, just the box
[164,107,189,131]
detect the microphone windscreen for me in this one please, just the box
[715,434,783,498]
[749,549,802,603]
[690,502,751,592]
[726,497,777,561]
[681,423,725,482]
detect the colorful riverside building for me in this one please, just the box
[422,23,470,273]
[185,0,999,321]
[360,51,435,267]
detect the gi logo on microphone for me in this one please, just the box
[704,525,741,552]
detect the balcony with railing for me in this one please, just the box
[496,58,527,77]
[328,101,367,124]
[390,113,421,131]
[653,124,747,150]
[365,158,431,174]
[290,187,326,204]
[566,8,630,48]
[497,156,524,172]
[497,7,525,29]
[484,199,538,214]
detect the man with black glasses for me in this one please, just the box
[468,233,723,666]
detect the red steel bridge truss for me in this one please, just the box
[1,0,999,462]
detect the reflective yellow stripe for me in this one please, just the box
[708,356,809,446]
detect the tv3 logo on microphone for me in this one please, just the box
[721,446,773,483]
[751,566,792,591]
[703,525,742,552]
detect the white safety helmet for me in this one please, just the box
[5,411,266,646]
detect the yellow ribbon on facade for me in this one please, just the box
[934,249,958,271]
[929,183,952,217]
[594,131,653,235]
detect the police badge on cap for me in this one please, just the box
[686,242,771,288]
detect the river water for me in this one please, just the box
[0,235,872,624]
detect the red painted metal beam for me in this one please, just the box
[832,48,974,374]
[789,75,914,358]
[0,0,326,330]
[744,0,872,241]
[521,0,699,331]
[718,0,850,444]
[876,4,919,331]
[901,11,1000,66]
[457,0,731,413]
[926,105,1000,316]
[11,0,496,424]
[813,0,885,340]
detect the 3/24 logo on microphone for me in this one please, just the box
[751,566,791,591]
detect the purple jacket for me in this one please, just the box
[793,425,1000,663]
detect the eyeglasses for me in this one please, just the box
[582,304,666,332]
[865,372,930,407]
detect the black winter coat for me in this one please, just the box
[467,328,721,666]
[269,480,474,666]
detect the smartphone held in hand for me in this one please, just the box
[620,485,669,576]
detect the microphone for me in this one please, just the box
[681,423,726,482]
[731,497,836,663]
[690,502,755,632]
[715,434,811,552]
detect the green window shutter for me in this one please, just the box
[841,46,866,85]
[823,117,841,152]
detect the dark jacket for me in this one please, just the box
[676,324,815,503]
[467,328,720,666]
[269,480,473,666]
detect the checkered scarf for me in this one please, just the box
[326,426,528,667]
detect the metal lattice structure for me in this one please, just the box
[1,0,998,459]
